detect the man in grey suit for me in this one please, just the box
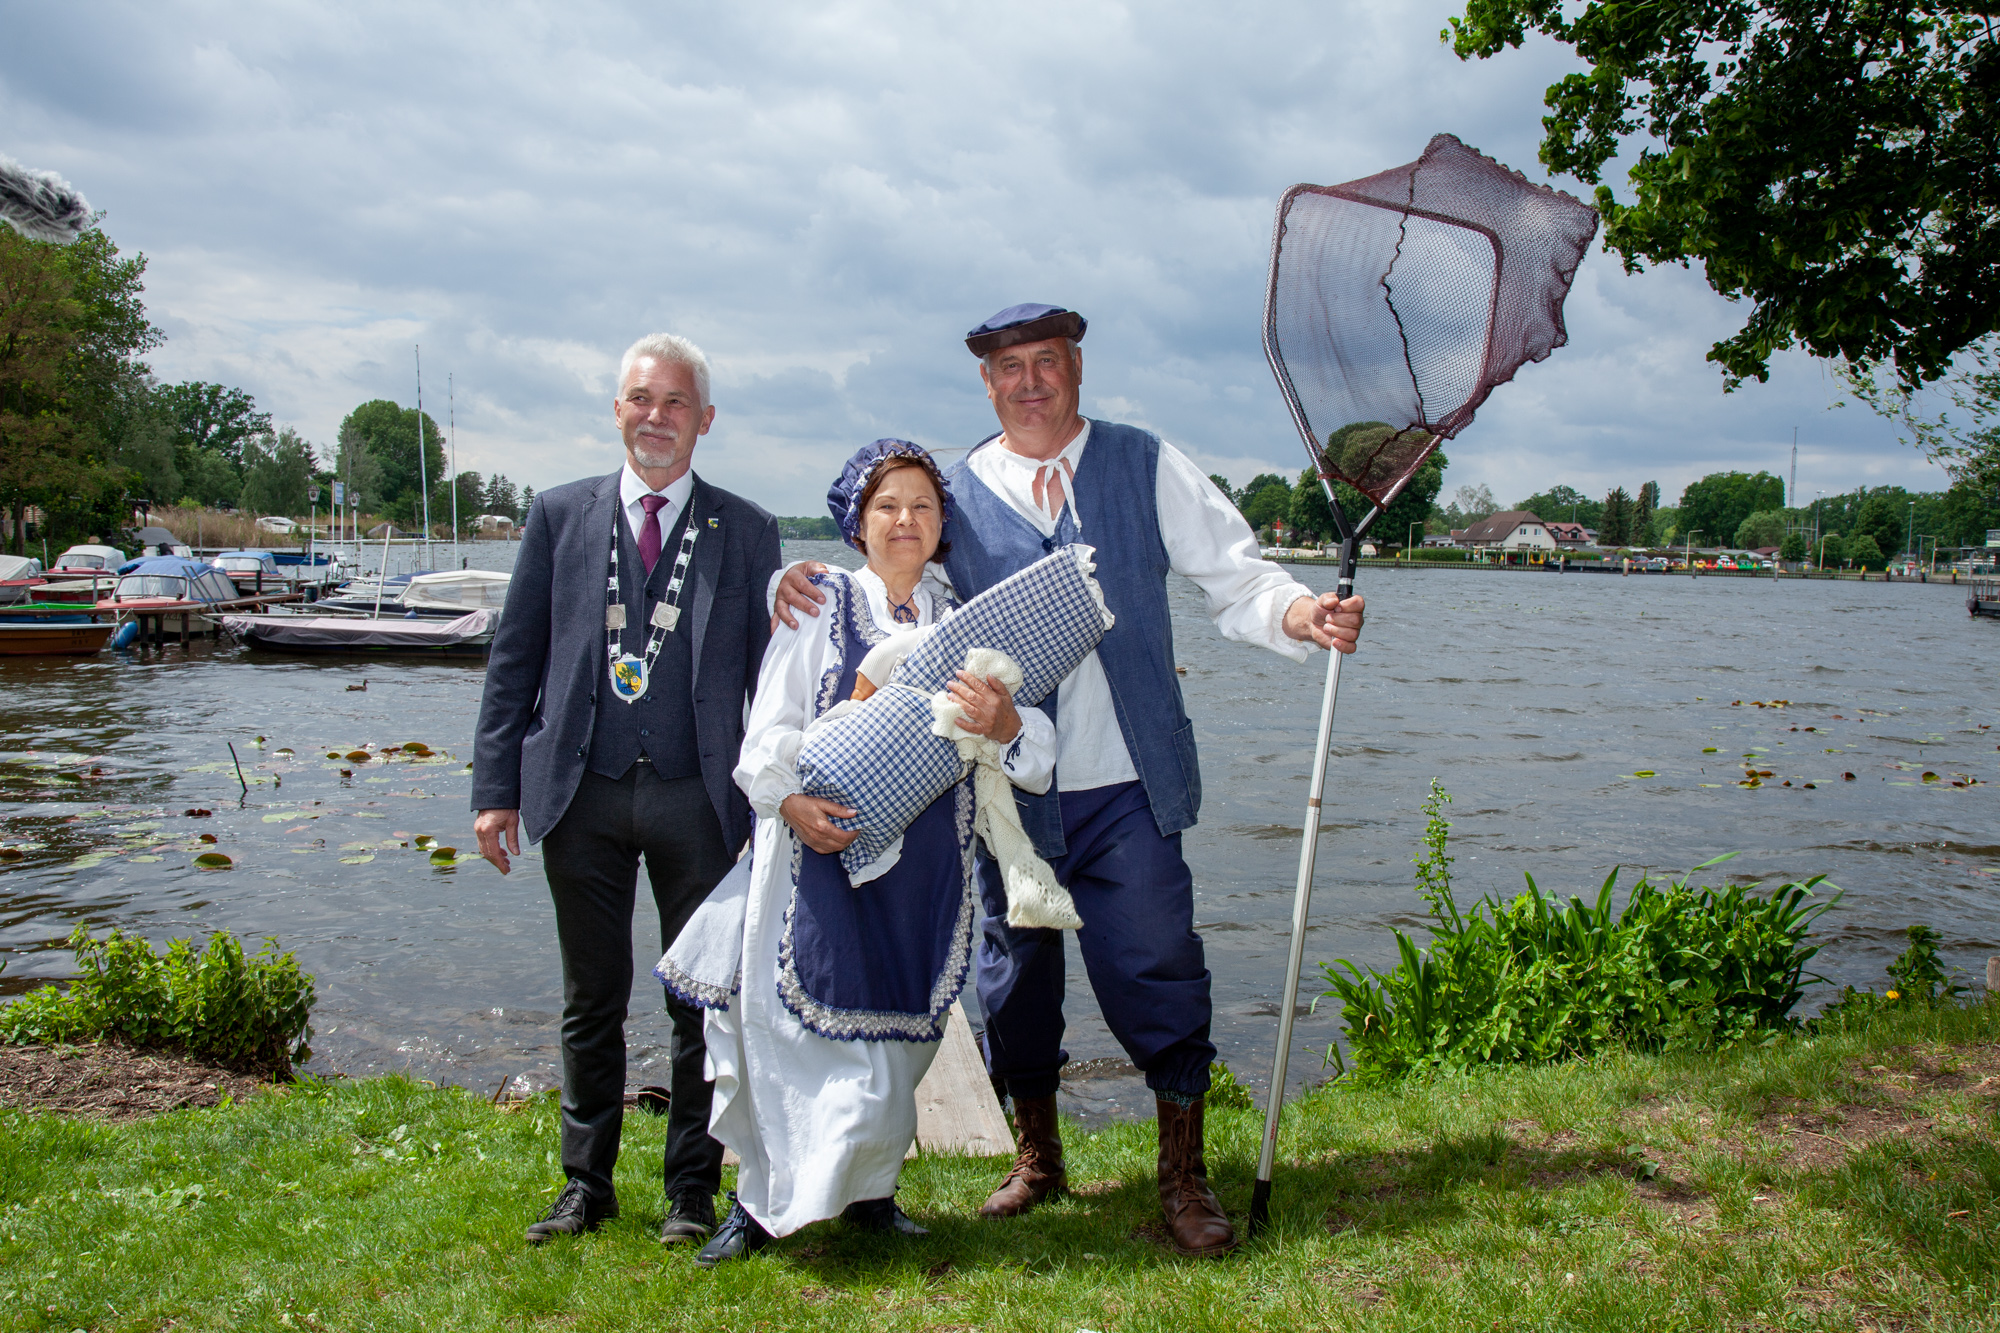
[473,333,781,1247]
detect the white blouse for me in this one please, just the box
[733,565,1057,825]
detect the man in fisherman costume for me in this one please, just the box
[776,304,1366,1256]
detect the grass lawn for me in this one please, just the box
[4,1001,1997,1332]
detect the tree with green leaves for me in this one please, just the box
[1780,530,1808,563]
[155,382,271,476]
[1679,471,1786,551]
[1633,480,1659,544]
[238,428,317,516]
[0,222,162,553]
[1448,0,1999,388]
[1843,335,1998,494]
[1238,473,1293,531]
[1846,532,1886,570]
[339,400,446,526]
[1514,484,1596,530]
[1438,482,1501,530]
[1734,510,1790,550]
[483,473,521,521]
[1599,486,1634,546]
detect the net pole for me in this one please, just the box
[1248,528,1354,1239]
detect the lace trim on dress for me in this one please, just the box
[656,953,741,1011]
[773,568,970,1043]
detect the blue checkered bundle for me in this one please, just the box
[890,546,1111,704]
[795,546,1112,877]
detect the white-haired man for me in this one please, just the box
[474,334,782,1248]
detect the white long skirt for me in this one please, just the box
[704,817,942,1237]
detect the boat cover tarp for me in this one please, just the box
[223,609,494,647]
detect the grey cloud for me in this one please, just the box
[1,0,1947,518]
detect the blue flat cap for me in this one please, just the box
[965,303,1087,358]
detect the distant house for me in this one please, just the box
[475,513,516,535]
[1459,511,1556,551]
[1421,532,1461,548]
[1545,520,1596,547]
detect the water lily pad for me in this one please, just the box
[338,854,376,864]
[194,852,233,868]
[326,752,343,760]
[429,847,459,864]
[198,832,218,843]
[1632,770,1656,778]
[1922,771,1940,782]
[346,751,371,763]
[0,848,22,862]
[414,835,437,849]
[130,855,164,863]
[275,747,295,756]
[401,743,432,755]
[262,813,294,823]
[183,808,212,817]
[1843,772,1857,780]
[1702,747,1718,753]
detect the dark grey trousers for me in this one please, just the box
[542,765,734,1207]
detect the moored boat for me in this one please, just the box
[0,621,116,656]
[221,608,496,656]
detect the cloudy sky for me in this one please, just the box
[2,0,1951,518]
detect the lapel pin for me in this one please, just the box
[707,516,720,529]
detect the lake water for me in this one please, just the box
[2,540,1995,1122]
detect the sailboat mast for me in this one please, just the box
[416,344,431,571]
[449,373,460,569]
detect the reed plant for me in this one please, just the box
[1321,781,1836,1084]
[0,927,315,1075]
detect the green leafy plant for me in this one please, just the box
[1819,923,1968,1025]
[1204,1060,1254,1111]
[0,927,315,1075]
[1320,783,1837,1084]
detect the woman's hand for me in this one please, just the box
[780,793,860,854]
[946,671,1021,744]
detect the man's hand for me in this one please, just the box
[772,562,832,631]
[946,670,1022,743]
[780,793,860,854]
[475,808,522,875]
[1283,592,1366,654]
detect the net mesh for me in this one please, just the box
[1264,134,1598,519]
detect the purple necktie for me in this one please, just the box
[638,493,668,574]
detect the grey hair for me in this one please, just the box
[619,333,712,406]
[982,338,1081,374]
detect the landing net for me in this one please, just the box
[1263,134,1598,525]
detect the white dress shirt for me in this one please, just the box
[619,462,696,550]
[963,419,1315,790]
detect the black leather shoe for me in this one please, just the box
[660,1191,716,1246]
[841,1197,929,1236]
[525,1179,616,1245]
[694,1195,772,1267]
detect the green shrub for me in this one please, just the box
[1320,781,1836,1084]
[1205,1060,1254,1110]
[1816,924,1969,1026]
[1405,546,1473,562]
[0,927,315,1075]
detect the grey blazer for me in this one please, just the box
[472,469,782,847]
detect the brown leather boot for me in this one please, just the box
[1156,1096,1236,1257]
[978,1094,1066,1217]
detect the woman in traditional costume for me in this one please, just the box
[664,440,1055,1265]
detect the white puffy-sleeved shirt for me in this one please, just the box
[959,419,1316,791]
[768,422,1316,793]
[735,564,1057,864]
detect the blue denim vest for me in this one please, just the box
[944,420,1201,858]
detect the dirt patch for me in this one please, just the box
[1757,1104,1934,1170]
[0,1041,271,1119]
[1069,1178,1126,1197]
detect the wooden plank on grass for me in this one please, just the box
[913,997,1011,1158]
